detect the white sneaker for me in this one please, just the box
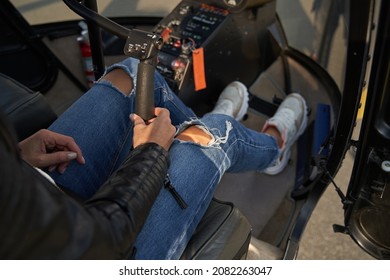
[262,93,308,175]
[210,81,249,121]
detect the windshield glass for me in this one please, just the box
[11,0,349,91]
[10,0,181,24]
[277,0,349,90]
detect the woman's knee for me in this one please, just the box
[101,68,133,96]
[176,125,213,146]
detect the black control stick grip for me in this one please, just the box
[135,60,156,121]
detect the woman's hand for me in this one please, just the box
[18,129,85,173]
[131,108,176,151]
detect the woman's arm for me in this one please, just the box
[0,142,169,259]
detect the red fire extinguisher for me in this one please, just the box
[77,22,95,88]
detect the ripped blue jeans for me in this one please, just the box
[48,57,279,259]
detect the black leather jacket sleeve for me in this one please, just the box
[0,142,169,259]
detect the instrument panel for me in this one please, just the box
[154,2,228,91]
[153,0,276,114]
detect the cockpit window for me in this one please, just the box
[276,0,349,91]
[10,0,181,24]
[11,0,349,91]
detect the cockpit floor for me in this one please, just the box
[215,55,335,242]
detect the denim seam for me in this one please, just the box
[166,170,220,259]
[92,81,134,176]
[168,99,197,121]
[107,123,134,178]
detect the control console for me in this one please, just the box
[154,2,228,91]
[153,0,276,114]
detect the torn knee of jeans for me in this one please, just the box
[208,120,232,146]
[176,125,214,146]
[175,120,233,147]
[95,80,128,98]
[97,65,136,97]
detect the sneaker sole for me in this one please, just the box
[232,81,249,121]
[263,93,308,175]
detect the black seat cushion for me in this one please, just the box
[180,198,252,260]
[0,73,57,140]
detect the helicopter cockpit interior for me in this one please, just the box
[1,0,388,260]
